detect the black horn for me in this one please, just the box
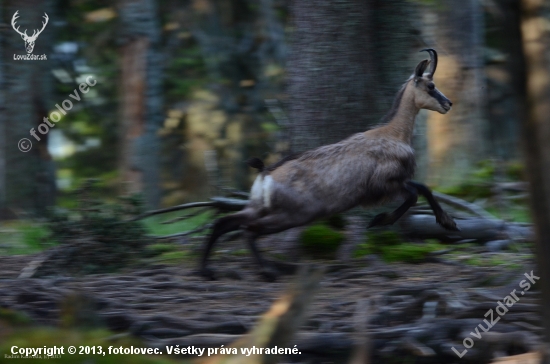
[420,48,438,78]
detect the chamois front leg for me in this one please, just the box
[369,184,418,228]
[407,181,460,231]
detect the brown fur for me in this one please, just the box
[199,51,454,279]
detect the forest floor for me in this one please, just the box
[0,235,541,364]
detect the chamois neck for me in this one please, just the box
[384,83,420,144]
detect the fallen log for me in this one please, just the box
[398,213,533,243]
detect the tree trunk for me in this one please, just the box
[485,0,525,161]
[519,0,550,360]
[0,2,6,218]
[117,0,162,209]
[421,0,487,187]
[1,0,56,217]
[287,0,418,153]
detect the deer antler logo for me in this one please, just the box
[11,11,49,54]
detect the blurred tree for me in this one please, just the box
[420,0,487,187]
[0,3,6,218]
[117,0,163,208]
[0,0,56,217]
[485,0,525,161]
[287,0,418,153]
[520,0,550,360]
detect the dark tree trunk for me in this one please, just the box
[287,0,418,153]
[117,0,163,208]
[485,0,525,161]
[0,2,6,218]
[519,0,550,360]
[1,0,56,217]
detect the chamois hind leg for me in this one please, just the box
[243,231,279,282]
[199,212,249,279]
[242,211,315,280]
[407,180,459,231]
[369,184,418,228]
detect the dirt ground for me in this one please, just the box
[0,243,541,364]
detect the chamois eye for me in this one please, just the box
[427,84,435,90]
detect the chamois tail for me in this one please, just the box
[246,157,265,172]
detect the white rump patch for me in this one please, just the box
[249,175,274,208]
[250,175,264,202]
[263,175,274,208]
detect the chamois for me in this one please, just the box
[199,49,458,280]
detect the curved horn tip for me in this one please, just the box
[419,48,436,53]
[419,48,438,77]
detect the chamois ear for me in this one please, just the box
[414,59,429,80]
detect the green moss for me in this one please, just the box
[0,308,31,326]
[354,232,445,263]
[145,243,178,257]
[153,250,193,265]
[367,230,403,246]
[465,257,483,266]
[472,160,496,180]
[300,224,345,259]
[143,210,213,237]
[230,249,249,257]
[485,205,531,223]
[325,214,347,230]
[0,221,58,255]
[380,243,443,263]
[22,224,54,250]
[506,161,526,180]
[488,256,508,266]
[438,183,493,200]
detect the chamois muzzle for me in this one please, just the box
[438,92,452,113]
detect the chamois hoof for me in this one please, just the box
[437,213,460,231]
[194,267,216,280]
[368,212,393,228]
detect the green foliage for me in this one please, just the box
[142,209,213,237]
[0,222,58,255]
[354,231,445,263]
[41,180,150,275]
[0,308,31,326]
[144,243,178,257]
[506,161,526,180]
[300,224,345,259]
[457,254,526,270]
[230,248,250,257]
[22,224,56,251]
[437,160,526,203]
[472,160,496,179]
[165,45,207,102]
[143,243,198,265]
[153,250,194,265]
[325,214,347,230]
[367,230,403,246]
[463,257,483,266]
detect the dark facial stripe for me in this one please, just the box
[428,89,450,106]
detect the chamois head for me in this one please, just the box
[411,49,452,114]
